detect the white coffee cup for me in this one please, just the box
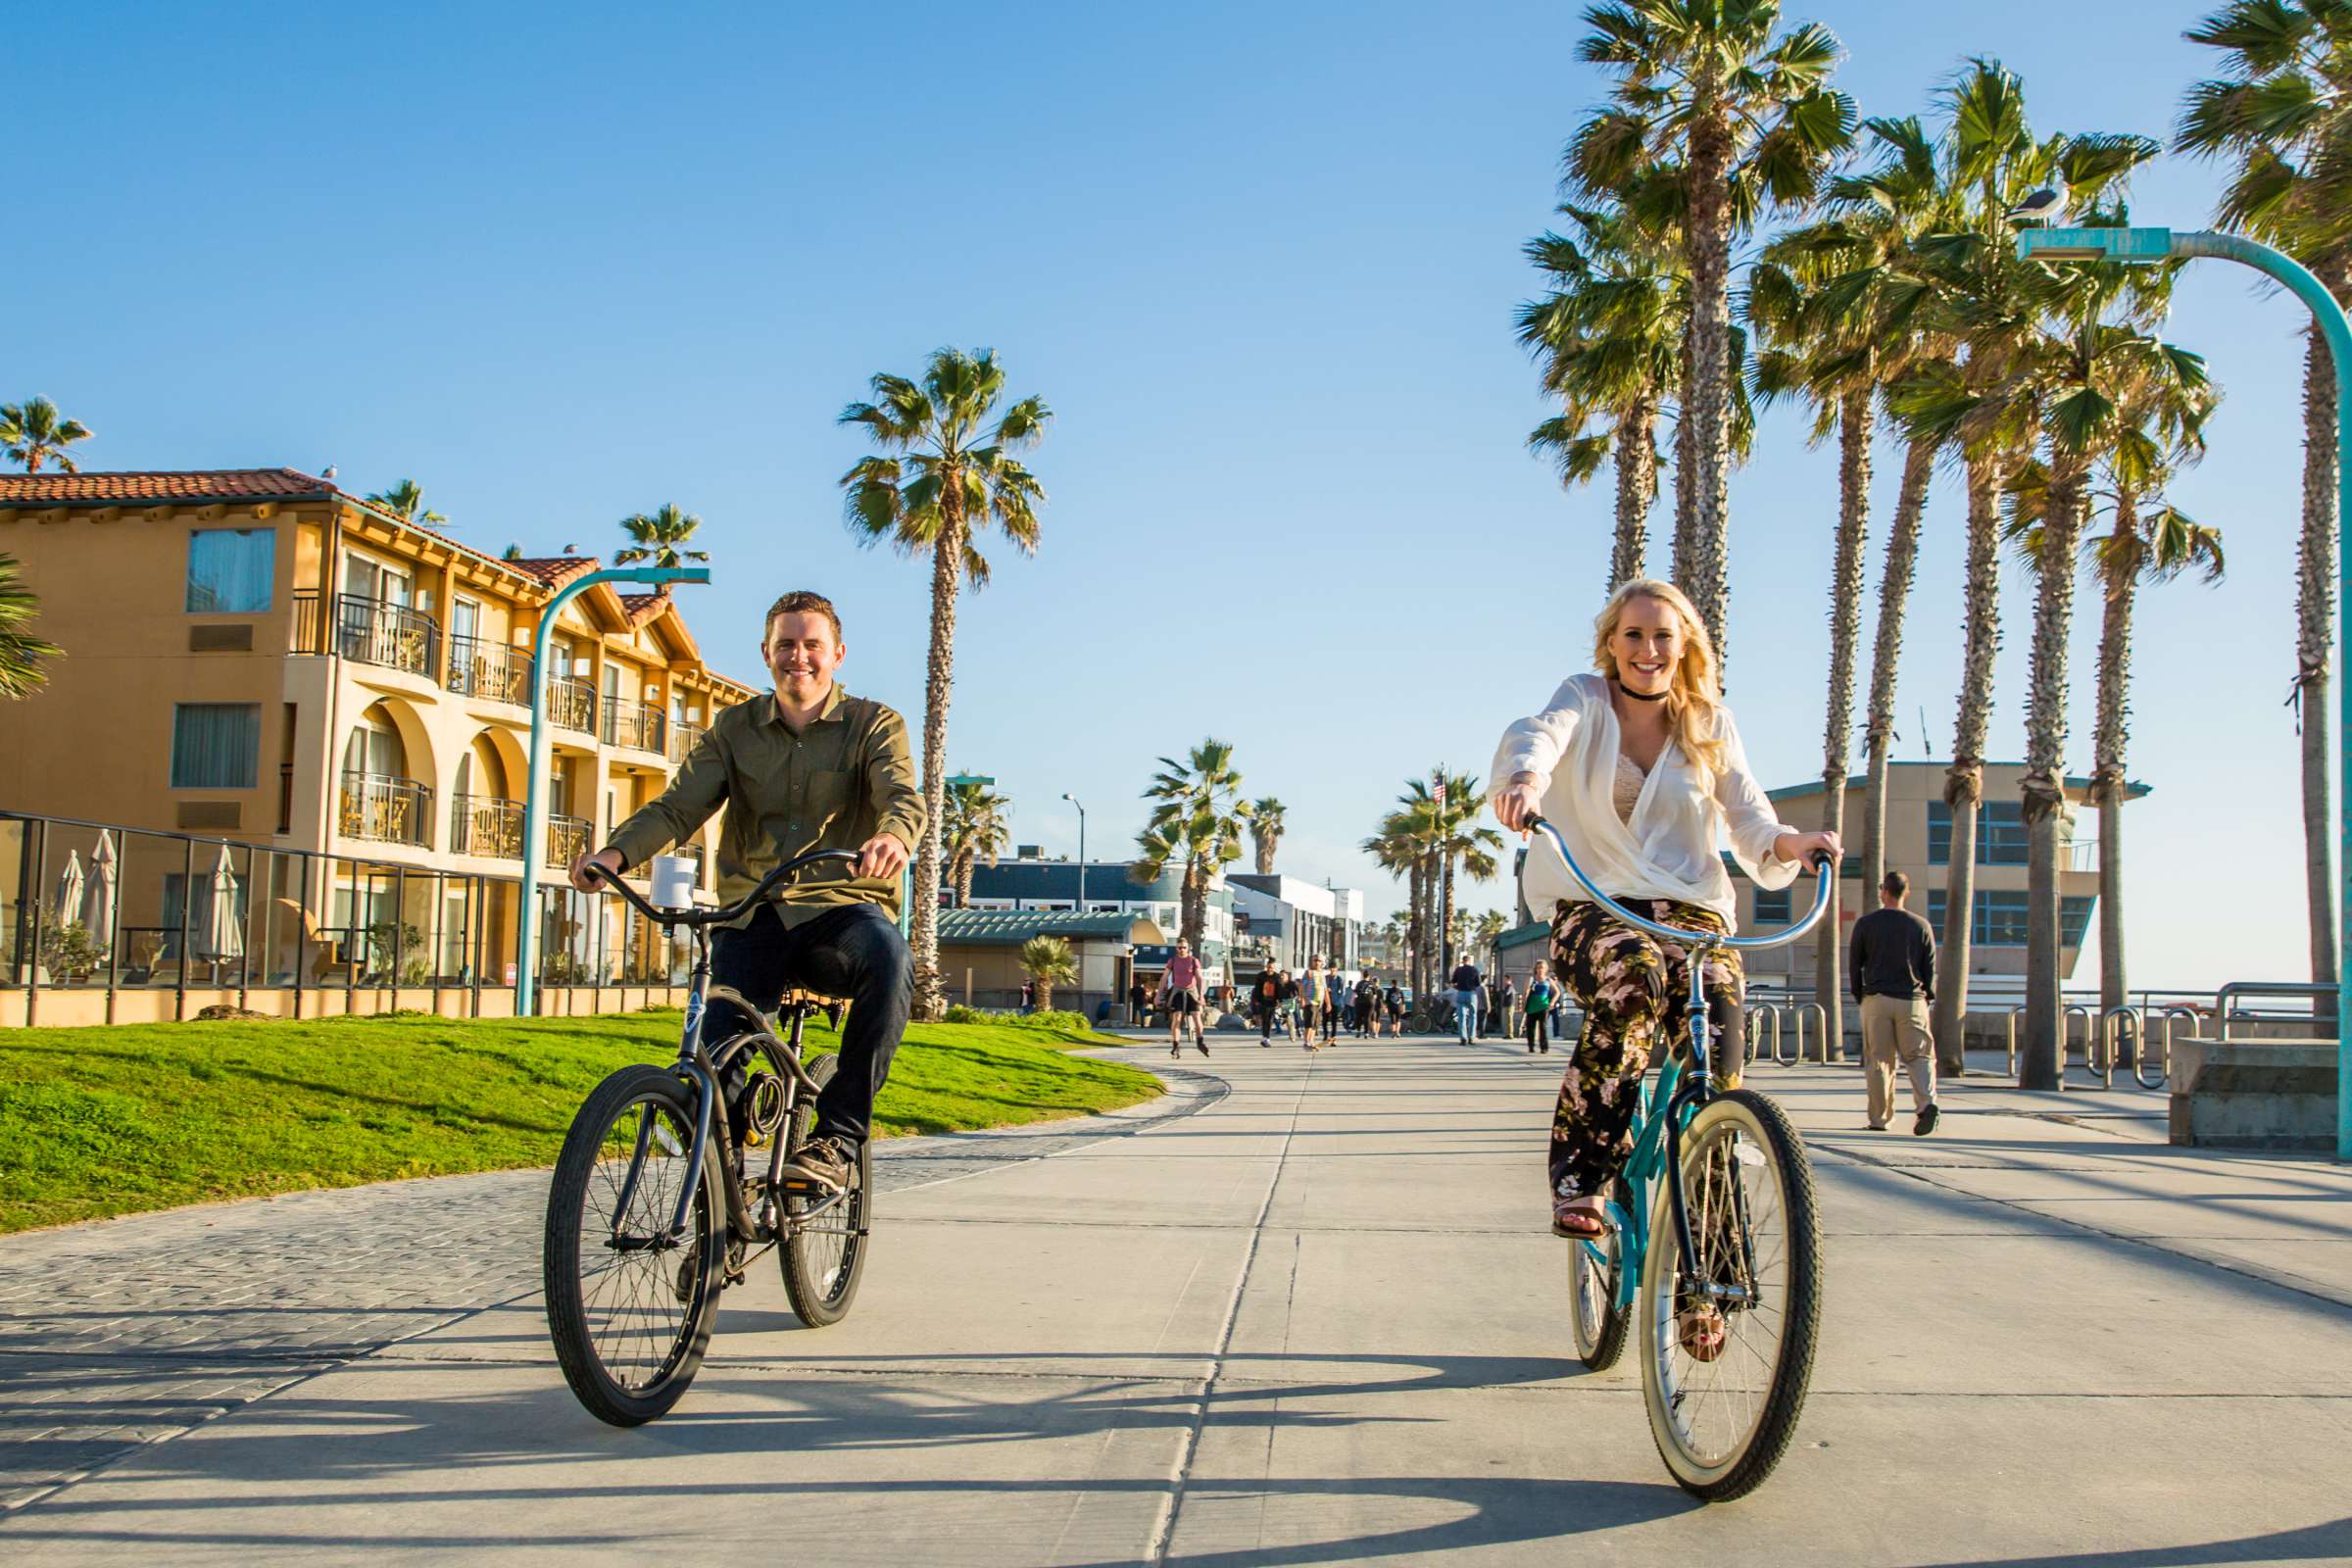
[649,854,698,909]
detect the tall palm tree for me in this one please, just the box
[1893,59,2154,1072]
[943,779,1012,907]
[1519,201,1682,589]
[1570,0,1852,659]
[1429,767,1504,978]
[0,554,62,699]
[364,479,448,527]
[1249,797,1288,875]
[1133,740,1253,956]
[0,398,93,473]
[613,503,710,569]
[841,348,1051,1019]
[1363,813,1428,988]
[1472,908,1509,970]
[1019,936,1079,1012]
[2178,1,2352,1018]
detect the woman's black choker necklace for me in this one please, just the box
[1616,680,1669,703]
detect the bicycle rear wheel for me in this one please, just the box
[1637,1088,1822,1501]
[1567,1179,1631,1372]
[544,1063,724,1426]
[780,1054,872,1326]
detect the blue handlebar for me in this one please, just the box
[1523,816,1834,953]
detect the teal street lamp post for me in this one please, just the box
[515,564,710,1017]
[2019,226,2352,1160]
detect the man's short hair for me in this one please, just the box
[763,591,842,642]
[1882,869,1910,898]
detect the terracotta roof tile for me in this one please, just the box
[0,467,334,505]
[505,555,601,588]
[618,590,670,626]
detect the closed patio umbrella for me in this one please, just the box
[195,845,244,980]
[80,832,117,953]
[53,850,84,927]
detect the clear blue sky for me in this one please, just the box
[11,1,2322,990]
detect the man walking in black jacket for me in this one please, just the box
[1850,870,1940,1135]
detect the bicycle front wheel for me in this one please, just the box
[780,1054,872,1326]
[544,1064,725,1426]
[1637,1088,1822,1501]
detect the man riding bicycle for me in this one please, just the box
[569,590,920,1194]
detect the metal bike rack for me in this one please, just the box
[2138,1004,2200,1090]
[2211,980,2337,1040]
[2062,1004,2095,1088]
[2005,1005,2029,1079]
[2093,1004,2139,1090]
[1791,1002,1830,1064]
[1742,1004,1786,1066]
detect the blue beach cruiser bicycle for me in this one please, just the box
[1527,816,1831,1502]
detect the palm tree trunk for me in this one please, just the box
[954,851,975,910]
[2020,467,2089,1092]
[2091,503,2135,1035]
[908,498,965,1021]
[1182,860,1207,954]
[1861,439,1936,897]
[1441,854,1458,978]
[2299,325,2341,1024]
[1611,395,1658,592]
[1933,457,2004,1074]
[1680,93,1736,664]
[1673,354,1696,590]
[1814,389,1872,1054]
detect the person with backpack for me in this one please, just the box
[1523,959,1560,1054]
[1252,967,1282,1046]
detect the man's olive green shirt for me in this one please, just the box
[607,684,924,930]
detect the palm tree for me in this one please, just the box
[2178,1,2352,1019]
[943,779,1012,907]
[1133,740,1253,956]
[613,503,710,570]
[1893,59,2155,1073]
[1519,202,1681,589]
[0,554,62,699]
[1429,767,1504,978]
[0,398,93,473]
[364,479,448,527]
[1472,908,1509,970]
[841,348,1051,1019]
[1363,812,1430,989]
[1249,797,1288,875]
[1019,936,1079,1012]
[1570,0,1852,658]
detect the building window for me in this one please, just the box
[171,704,260,788]
[1752,886,1791,925]
[1925,889,2096,948]
[185,529,275,612]
[1927,800,2029,866]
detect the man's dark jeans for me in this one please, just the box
[704,901,912,1148]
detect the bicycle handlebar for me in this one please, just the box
[1523,814,1834,953]
[581,848,864,928]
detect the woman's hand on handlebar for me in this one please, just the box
[1774,829,1840,871]
[569,847,624,894]
[856,833,910,881]
[1493,774,1543,834]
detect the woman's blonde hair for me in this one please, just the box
[1590,578,1728,776]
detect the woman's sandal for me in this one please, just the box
[1551,1196,1609,1239]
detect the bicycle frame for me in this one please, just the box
[1526,817,1832,1310]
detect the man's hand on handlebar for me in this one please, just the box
[1774,829,1841,870]
[856,833,909,882]
[570,847,625,894]
[1493,773,1543,834]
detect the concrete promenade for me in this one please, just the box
[3,1034,2348,1564]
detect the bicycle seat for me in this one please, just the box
[776,989,849,1031]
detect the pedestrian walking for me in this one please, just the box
[1354,974,1379,1037]
[1253,967,1281,1046]
[1298,955,1332,1052]
[1495,973,1519,1038]
[1277,968,1300,1040]
[1523,959,1559,1054]
[1128,977,1149,1029]
[1162,938,1208,1059]
[1448,958,1483,1045]
[1383,981,1406,1037]
[1851,870,1940,1135]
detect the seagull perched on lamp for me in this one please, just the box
[2007,176,2069,226]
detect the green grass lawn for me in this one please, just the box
[0,1010,1160,1234]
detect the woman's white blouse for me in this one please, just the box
[1487,673,1798,925]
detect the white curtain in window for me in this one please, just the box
[185,530,274,612]
[172,705,260,788]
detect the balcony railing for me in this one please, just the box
[450,793,524,858]
[601,697,666,754]
[669,719,707,761]
[547,675,596,734]
[548,813,593,867]
[447,636,534,706]
[293,593,440,679]
[338,770,433,848]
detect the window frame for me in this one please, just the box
[184,528,277,614]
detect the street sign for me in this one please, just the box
[948,772,997,786]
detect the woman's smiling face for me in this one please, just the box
[1611,594,1681,697]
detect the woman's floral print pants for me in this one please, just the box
[1546,897,1744,1202]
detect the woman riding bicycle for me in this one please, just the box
[1486,580,1837,1241]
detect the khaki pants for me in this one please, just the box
[1860,993,1936,1127]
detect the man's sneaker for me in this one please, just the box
[1913,1102,1940,1137]
[781,1134,855,1192]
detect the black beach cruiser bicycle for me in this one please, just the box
[542,849,872,1426]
